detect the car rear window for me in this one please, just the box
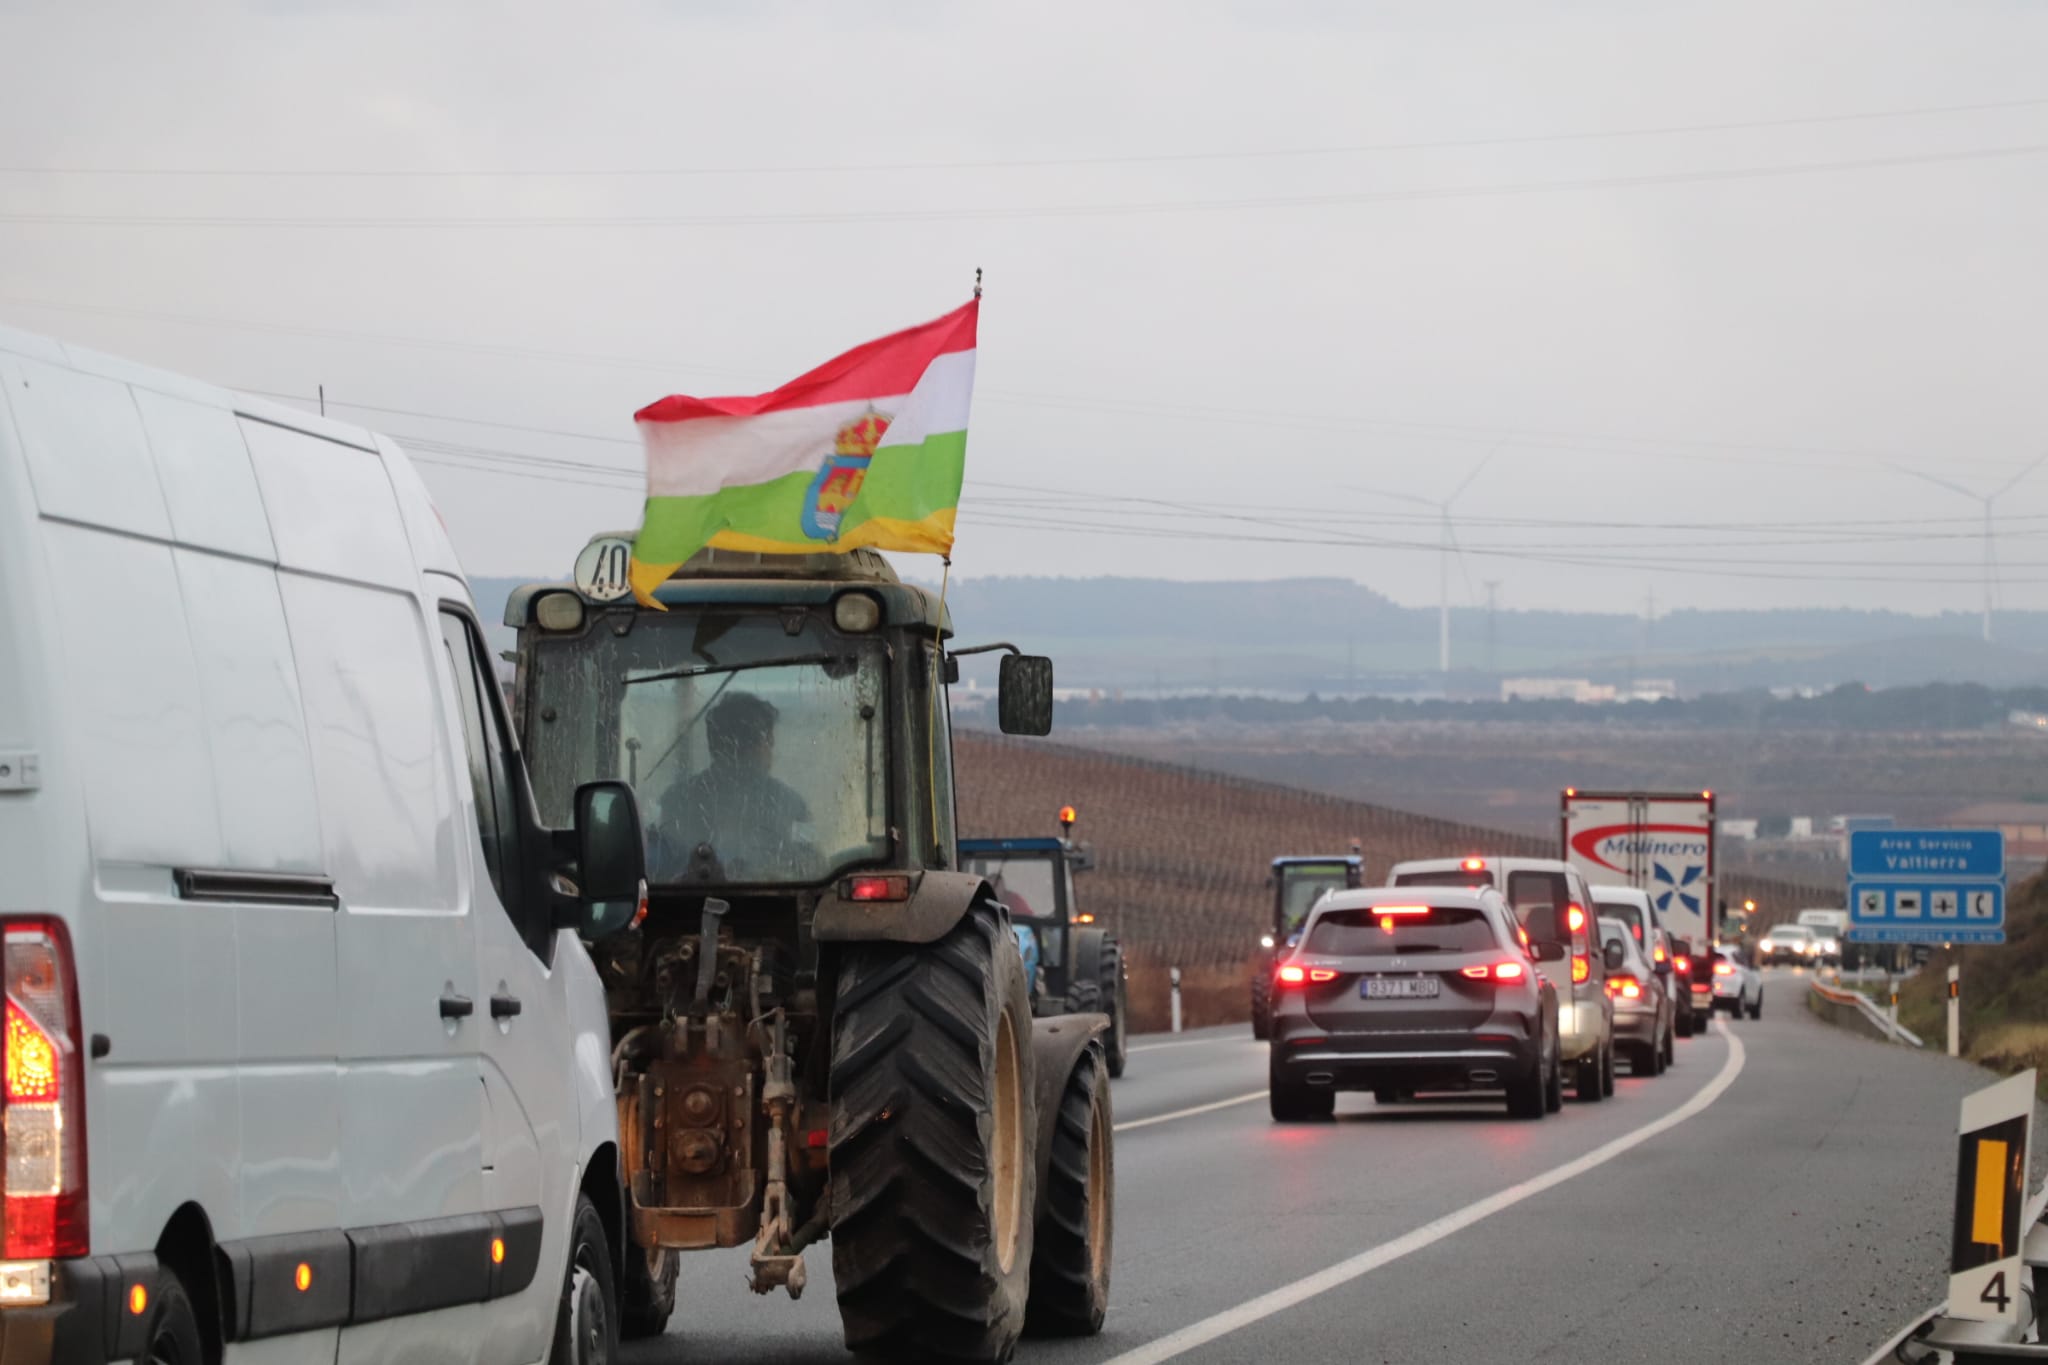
[1507,870,1576,942]
[1304,907,1499,955]
[1392,868,1495,889]
[1596,900,1647,942]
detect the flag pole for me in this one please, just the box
[929,555,953,862]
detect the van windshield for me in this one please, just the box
[525,610,888,887]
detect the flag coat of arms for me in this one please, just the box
[629,299,977,604]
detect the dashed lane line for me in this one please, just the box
[1113,1091,1267,1133]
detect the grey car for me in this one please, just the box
[1599,916,1675,1076]
[1268,886,1563,1122]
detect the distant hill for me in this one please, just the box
[471,570,2048,694]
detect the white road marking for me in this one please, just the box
[1114,1091,1267,1132]
[1128,1035,1256,1055]
[1102,1030,1749,1365]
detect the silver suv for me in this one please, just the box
[1387,856,1616,1101]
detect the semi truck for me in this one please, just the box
[507,541,1114,1360]
[1562,789,1718,1034]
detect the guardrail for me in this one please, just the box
[1809,976,1926,1048]
[1871,1179,2048,1363]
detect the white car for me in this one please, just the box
[0,325,639,1364]
[1712,945,1764,1019]
[1759,922,1822,966]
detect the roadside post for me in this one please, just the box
[1847,829,2005,1059]
[1949,965,1962,1058]
[1948,1070,2035,1328]
[1169,966,1182,1034]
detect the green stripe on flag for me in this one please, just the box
[634,430,966,562]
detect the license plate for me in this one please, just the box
[1363,976,1440,1000]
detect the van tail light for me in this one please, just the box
[1673,956,1691,975]
[1606,974,1643,999]
[1713,961,1735,977]
[1,919,87,1259]
[1566,905,1587,934]
[1460,961,1528,983]
[1571,954,1591,984]
[1652,943,1667,964]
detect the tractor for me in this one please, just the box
[1248,851,1366,1039]
[961,806,1130,1077]
[506,541,1114,1361]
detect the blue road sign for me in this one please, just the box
[1845,829,2005,945]
[1849,828,2004,880]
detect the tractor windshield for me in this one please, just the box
[1277,866,1349,937]
[525,610,888,886]
[965,853,1064,966]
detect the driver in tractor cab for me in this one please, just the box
[991,871,1048,998]
[655,691,812,876]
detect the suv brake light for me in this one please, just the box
[1275,964,1338,987]
[1571,954,1591,984]
[1673,955,1691,974]
[1459,961,1527,982]
[1,920,86,1258]
[1606,974,1642,999]
[1713,960,1735,976]
[1566,905,1587,933]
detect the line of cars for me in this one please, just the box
[1266,853,1753,1122]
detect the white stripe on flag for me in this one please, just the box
[873,349,976,453]
[642,396,904,499]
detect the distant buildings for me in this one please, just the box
[1499,678,1678,704]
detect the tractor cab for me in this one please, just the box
[960,806,1127,1075]
[1249,850,1366,1039]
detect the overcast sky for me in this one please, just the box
[3,1,2046,615]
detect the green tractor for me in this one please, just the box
[506,542,1115,1360]
[1249,851,1366,1039]
[961,806,1130,1078]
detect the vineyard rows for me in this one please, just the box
[957,732,1843,974]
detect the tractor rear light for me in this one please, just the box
[1276,964,1307,986]
[1461,961,1527,982]
[1074,913,1096,924]
[0,920,86,1259]
[1571,954,1591,984]
[843,875,912,902]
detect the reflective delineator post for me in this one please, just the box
[1170,966,1183,1034]
[1949,964,1962,1058]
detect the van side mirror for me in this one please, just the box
[1529,939,1567,963]
[998,655,1054,736]
[569,780,645,939]
[1603,941,1626,972]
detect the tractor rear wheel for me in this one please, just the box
[618,1243,677,1340]
[1024,1043,1114,1337]
[829,899,1037,1361]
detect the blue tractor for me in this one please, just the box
[962,808,1129,1077]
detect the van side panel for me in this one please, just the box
[5,357,173,540]
[243,420,415,592]
[136,390,276,562]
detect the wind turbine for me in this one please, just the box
[1890,454,2047,643]
[1352,447,1497,675]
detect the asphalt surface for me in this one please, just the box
[621,969,2028,1364]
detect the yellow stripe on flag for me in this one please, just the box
[1973,1138,2009,1247]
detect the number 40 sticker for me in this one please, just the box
[1949,1070,2036,1325]
[573,536,636,602]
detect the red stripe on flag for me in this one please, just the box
[635,299,977,425]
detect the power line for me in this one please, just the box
[6,94,2044,178]
[3,143,2043,230]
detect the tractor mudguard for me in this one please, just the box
[1027,1014,1109,1211]
[812,869,992,944]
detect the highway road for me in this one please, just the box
[622,969,2032,1364]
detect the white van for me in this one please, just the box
[0,325,645,1364]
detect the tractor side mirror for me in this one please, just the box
[998,655,1054,736]
[567,779,646,939]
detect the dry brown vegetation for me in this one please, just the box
[956,732,1831,1031]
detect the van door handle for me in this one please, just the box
[439,992,474,1020]
[490,994,522,1020]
